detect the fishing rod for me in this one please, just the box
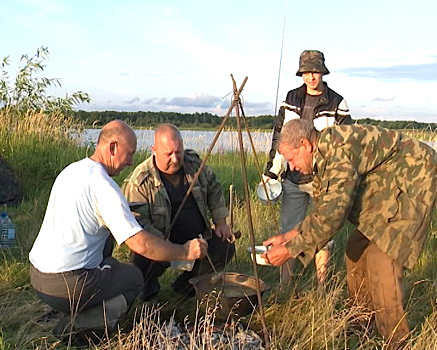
[274,6,287,116]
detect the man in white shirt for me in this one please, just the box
[29,120,207,339]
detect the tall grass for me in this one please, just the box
[0,111,88,200]
[0,111,89,255]
[0,110,89,349]
[0,112,436,349]
[401,128,437,142]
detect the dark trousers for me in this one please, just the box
[30,236,143,314]
[345,229,410,346]
[132,234,235,287]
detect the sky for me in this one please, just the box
[1,0,437,123]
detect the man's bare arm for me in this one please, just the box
[125,230,207,261]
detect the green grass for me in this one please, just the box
[0,111,436,349]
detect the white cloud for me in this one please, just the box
[123,97,140,104]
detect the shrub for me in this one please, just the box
[0,46,90,115]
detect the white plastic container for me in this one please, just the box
[170,260,195,271]
[247,245,271,266]
[256,179,282,205]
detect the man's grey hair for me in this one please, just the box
[278,119,315,149]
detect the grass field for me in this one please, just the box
[0,112,436,349]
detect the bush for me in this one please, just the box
[0,46,90,115]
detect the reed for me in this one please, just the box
[0,110,88,200]
[401,128,437,142]
[0,111,436,349]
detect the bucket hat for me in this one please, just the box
[296,50,330,76]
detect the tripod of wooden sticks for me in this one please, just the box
[168,75,278,349]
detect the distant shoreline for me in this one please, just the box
[82,128,437,153]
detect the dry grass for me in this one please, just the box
[401,128,437,142]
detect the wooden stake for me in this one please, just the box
[231,74,270,349]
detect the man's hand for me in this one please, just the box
[262,229,299,266]
[283,229,299,241]
[263,233,287,247]
[263,229,299,247]
[184,238,208,260]
[262,244,291,267]
[214,220,233,242]
[261,174,271,184]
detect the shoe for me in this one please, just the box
[53,314,71,338]
[36,309,63,323]
[53,315,88,346]
[141,277,160,301]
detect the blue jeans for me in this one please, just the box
[280,178,331,251]
[280,178,313,233]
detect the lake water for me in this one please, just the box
[82,129,437,153]
[425,140,437,150]
[83,129,273,154]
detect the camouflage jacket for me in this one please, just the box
[122,150,228,240]
[287,124,437,269]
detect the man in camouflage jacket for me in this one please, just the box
[264,118,437,347]
[122,123,234,300]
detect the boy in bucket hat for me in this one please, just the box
[296,50,330,76]
[262,50,352,285]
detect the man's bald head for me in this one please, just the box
[152,123,184,174]
[154,123,183,145]
[97,120,136,147]
[92,120,137,177]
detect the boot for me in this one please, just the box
[54,294,128,342]
[74,294,128,332]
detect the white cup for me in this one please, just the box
[247,245,271,266]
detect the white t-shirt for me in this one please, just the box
[29,158,143,273]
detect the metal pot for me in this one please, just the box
[189,272,270,320]
[256,179,282,205]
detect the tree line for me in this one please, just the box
[74,110,437,131]
[74,110,276,130]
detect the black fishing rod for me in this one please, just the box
[274,7,287,116]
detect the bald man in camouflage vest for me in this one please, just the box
[263,118,436,348]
